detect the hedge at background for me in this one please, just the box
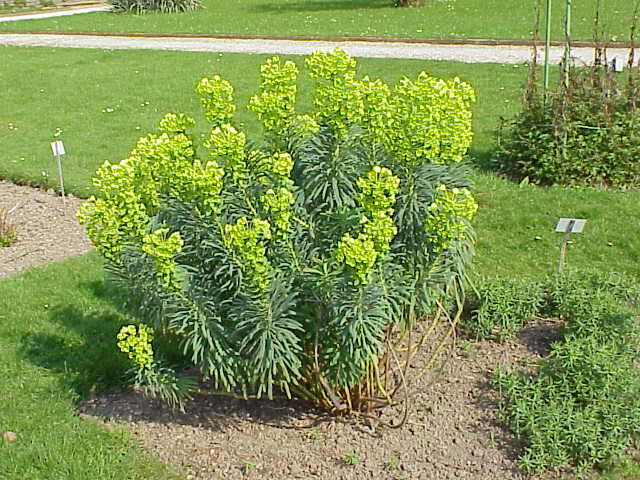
[78,49,478,412]
[110,0,201,14]
[495,48,640,189]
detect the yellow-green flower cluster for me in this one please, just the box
[248,57,299,139]
[336,166,399,284]
[290,114,320,139]
[175,159,224,215]
[424,184,478,252]
[253,152,295,240]
[77,158,149,261]
[255,152,294,179]
[304,50,475,166]
[142,228,184,287]
[158,112,196,134]
[224,217,272,291]
[306,49,358,137]
[306,48,356,80]
[261,187,294,239]
[117,324,154,370]
[380,73,475,166]
[196,75,236,127]
[335,234,377,285]
[206,124,247,183]
[78,113,225,262]
[435,76,475,164]
[347,76,393,141]
[355,165,400,217]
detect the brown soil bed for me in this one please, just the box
[0,180,91,279]
[79,323,565,480]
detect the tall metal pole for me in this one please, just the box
[543,0,552,104]
[564,0,572,87]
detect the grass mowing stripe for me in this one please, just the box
[0,253,181,480]
[0,0,634,42]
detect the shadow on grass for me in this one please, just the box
[20,297,130,398]
[20,279,329,432]
[468,146,503,176]
[251,0,391,14]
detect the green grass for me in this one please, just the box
[0,46,524,196]
[0,0,635,42]
[1,46,639,479]
[2,46,639,279]
[0,253,181,480]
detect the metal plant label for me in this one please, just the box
[50,140,65,157]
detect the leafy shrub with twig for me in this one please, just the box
[78,50,478,414]
[493,270,640,474]
[495,3,640,189]
[110,0,201,14]
[463,277,545,340]
[0,208,17,248]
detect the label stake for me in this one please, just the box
[50,140,66,206]
[555,218,586,275]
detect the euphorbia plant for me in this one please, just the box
[78,49,477,414]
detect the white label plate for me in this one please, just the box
[555,218,586,233]
[50,140,65,156]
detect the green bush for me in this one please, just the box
[495,57,640,189]
[463,277,545,340]
[494,271,640,473]
[78,50,478,412]
[110,0,201,14]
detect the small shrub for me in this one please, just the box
[110,0,201,14]
[463,277,545,340]
[493,270,640,474]
[495,66,640,189]
[494,4,640,189]
[0,208,17,247]
[78,50,478,412]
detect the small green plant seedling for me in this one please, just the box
[241,461,256,474]
[0,208,17,247]
[386,455,400,471]
[460,341,477,358]
[343,450,359,466]
[304,429,322,441]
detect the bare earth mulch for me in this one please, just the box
[2,181,563,480]
[79,326,564,480]
[0,180,91,279]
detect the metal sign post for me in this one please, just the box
[555,218,586,275]
[50,140,66,206]
[543,0,552,104]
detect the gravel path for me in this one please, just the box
[0,32,633,64]
[0,6,109,22]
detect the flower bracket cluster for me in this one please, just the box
[117,324,154,370]
[336,166,400,284]
[423,184,478,252]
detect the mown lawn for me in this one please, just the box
[1,45,639,480]
[0,253,181,480]
[2,46,638,278]
[0,0,635,42]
